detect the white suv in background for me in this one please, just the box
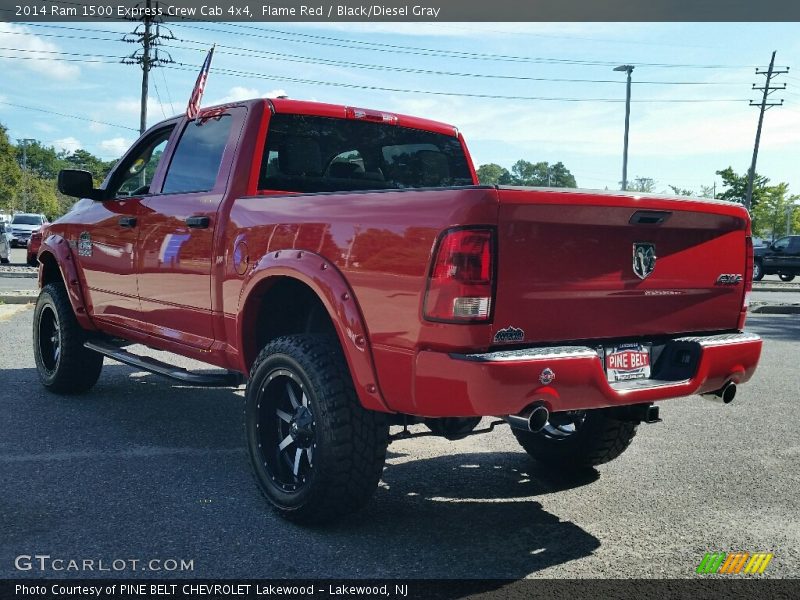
[0,222,10,264]
[9,213,48,248]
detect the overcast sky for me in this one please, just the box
[0,21,798,194]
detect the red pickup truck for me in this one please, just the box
[36,98,761,523]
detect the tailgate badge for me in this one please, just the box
[716,274,743,285]
[494,326,524,343]
[632,243,656,280]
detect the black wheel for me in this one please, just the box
[27,256,38,267]
[245,334,389,524]
[753,261,764,281]
[0,257,9,264]
[779,273,795,282]
[33,283,103,394]
[512,408,637,470]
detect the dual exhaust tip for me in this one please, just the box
[701,381,737,405]
[505,381,736,432]
[504,404,549,433]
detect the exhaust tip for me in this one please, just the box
[528,405,549,432]
[720,381,737,404]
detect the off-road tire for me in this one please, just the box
[753,260,764,281]
[33,282,103,393]
[512,408,638,470]
[245,334,389,524]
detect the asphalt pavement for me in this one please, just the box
[1,307,798,579]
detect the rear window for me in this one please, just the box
[11,215,42,225]
[258,114,473,193]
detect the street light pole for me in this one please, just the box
[614,65,635,191]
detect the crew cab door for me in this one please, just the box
[136,110,240,349]
[763,236,793,272]
[77,126,174,329]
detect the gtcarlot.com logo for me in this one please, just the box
[14,555,194,573]
[696,552,773,574]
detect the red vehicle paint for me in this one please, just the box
[37,97,762,521]
[27,229,42,266]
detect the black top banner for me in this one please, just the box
[1,0,800,22]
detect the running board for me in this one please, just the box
[84,340,244,387]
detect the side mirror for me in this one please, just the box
[57,169,104,200]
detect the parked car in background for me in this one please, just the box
[9,213,48,248]
[27,230,43,266]
[753,235,800,281]
[0,222,10,264]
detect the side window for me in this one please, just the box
[110,130,172,197]
[788,237,800,252]
[773,237,791,251]
[162,115,233,194]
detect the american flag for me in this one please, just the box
[186,46,215,120]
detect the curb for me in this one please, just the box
[0,272,37,279]
[751,304,800,315]
[0,294,36,305]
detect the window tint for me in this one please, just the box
[773,237,791,250]
[259,114,472,193]
[162,116,233,194]
[11,215,43,225]
[788,237,800,252]
[107,127,172,198]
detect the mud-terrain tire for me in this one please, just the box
[512,408,638,470]
[245,334,389,524]
[753,260,764,281]
[33,283,103,393]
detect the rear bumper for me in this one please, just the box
[412,332,762,417]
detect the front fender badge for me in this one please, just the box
[539,368,556,385]
[77,232,92,257]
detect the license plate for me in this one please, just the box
[605,343,651,382]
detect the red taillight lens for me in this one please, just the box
[424,227,495,322]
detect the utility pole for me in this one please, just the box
[16,138,35,212]
[122,0,175,135]
[614,65,635,191]
[745,51,788,211]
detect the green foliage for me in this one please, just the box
[715,166,769,209]
[750,183,799,239]
[0,124,22,213]
[668,185,695,197]
[0,121,120,218]
[476,163,512,185]
[626,177,657,193]
[477,160,577,187]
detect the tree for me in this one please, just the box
[668,185,694,197]
[0,123,22,213]
[508,159,577,187]
[750,183,798,240]
[626,177,656,193]
[476,163,512,185]
[64,149,116,184]
[715,167,769,209]
[15,141,69,180]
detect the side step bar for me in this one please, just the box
[84,340,244,387]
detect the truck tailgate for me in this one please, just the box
[493,187,749,343]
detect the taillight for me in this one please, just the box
[739,235,754,329]
[424,227,495,322]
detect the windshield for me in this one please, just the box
[259,114,473,193]
[12,215,43,226]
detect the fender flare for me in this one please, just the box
[38,234,97,331]
[237,249,390,413]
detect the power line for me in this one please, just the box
[0,100,139,131]
[164,62,750,103]
[172,22,757,69]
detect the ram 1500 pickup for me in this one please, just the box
[36,98,761,523]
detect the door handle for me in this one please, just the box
[185,216,210,229]
[118,216,137,228]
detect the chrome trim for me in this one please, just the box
[452,346,598,363]
[676,332,761,347]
